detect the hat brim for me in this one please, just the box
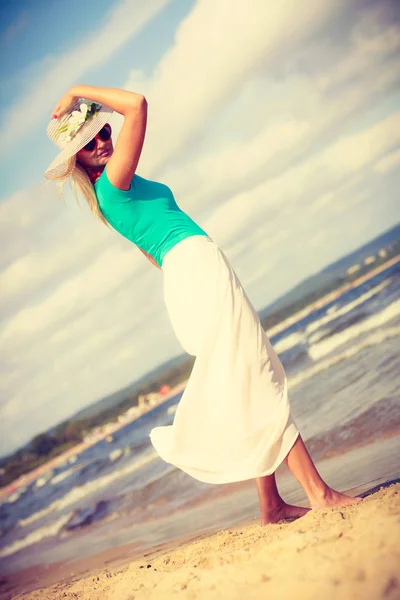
[44,105,114,180]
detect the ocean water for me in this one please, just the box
[0,260,399,574]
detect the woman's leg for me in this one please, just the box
[256,434,362,525]
[255,472,310,525]
[284,434,362,509]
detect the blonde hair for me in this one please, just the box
[44,154,110,227]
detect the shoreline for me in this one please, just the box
[1,254,397,499]
[0,380,188,501]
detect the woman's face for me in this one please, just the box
[76,124,114,170]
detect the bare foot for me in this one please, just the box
[310,486,363,510]
[260,502,310,525]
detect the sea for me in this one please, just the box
[0,259,399,578]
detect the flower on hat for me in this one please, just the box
[56,101,101,145]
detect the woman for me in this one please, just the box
[45,85,361,525]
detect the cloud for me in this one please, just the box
[0,0,170,155]
[374,147,400,174]
[201,111,400,249]
[0,190,153,351]
[315,3,400,92]
[160,54,399,219]
[126,0,345,174]
[323,113,400,171]
[125,0,399,221]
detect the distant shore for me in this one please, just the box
[266,253,400,338]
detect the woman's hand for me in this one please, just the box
[51,90,78,120]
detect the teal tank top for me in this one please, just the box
[94,168,209,267]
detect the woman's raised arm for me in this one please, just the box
[51,85,144,119]
[68,85,147,192]
[52,85,147,191]
[70,84,144,116]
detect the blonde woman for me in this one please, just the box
[45,85,361,525]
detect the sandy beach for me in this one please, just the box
[2,480,399,600]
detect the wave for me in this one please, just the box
[62,499,112,531]
[35,472,54,489]
[50,468,76,486]
[0,512,73,558]
[307,300,400,362]
[2,486,28,506]
[273,331,307,354]
[14,448,159,532]
[17,500,62,529]
[306,279,391,336]
[112,464,208,523]
[289,323,400,390]
[272,281,395,372]
[279,346,310,373]
[109,448,124,463]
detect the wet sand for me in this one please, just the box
[3,478,399,600]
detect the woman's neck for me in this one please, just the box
[88,167,104,185]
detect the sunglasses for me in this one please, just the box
[81,124,112,152]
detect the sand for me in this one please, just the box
[2,481,399,600]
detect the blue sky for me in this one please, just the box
[0,0,399,456]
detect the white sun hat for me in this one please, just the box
[44,98,113,179]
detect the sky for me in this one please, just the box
[0,0,399,457]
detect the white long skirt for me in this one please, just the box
[149,235,299,484]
